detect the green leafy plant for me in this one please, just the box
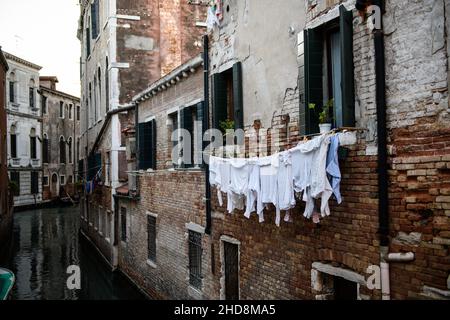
[309,99,334,124]
[219,119,235,132]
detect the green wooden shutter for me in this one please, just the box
[212,73,228,131]
[305,28,324,134]
[91,3,97,39]
[340,5,355,127]
[196,102,205,167]
[180,107,193,168]
[151,120,157,170]
[233,62,244,130]
[138,122,152,170]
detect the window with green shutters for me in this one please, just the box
[212,62,244,132]
[138,119,156,170]
[91,0,100,39]
[299,5,355,135]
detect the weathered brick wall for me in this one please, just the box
[118,63,213,299]
[383,0,450,299]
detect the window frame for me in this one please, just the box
[188,230,203,290]
[147,214,157,263]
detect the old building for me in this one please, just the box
[106,0,450,300]
[0,47,12,260]
[4,52,43,208]
[40,76,81,202]
[118,55,207,299]
[77,0,206,268]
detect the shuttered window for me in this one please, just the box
[147,215,156,262]
[31,172,39,194]
[180,107,194,168]
[138,120,156,170]
[188,230,202,289]
[212,62,244,131]
[10,134,17,158]
[30,136,37,159]
[87,152,101,180]
[9,81,14,103]
[10,172,20,196]
[29,88,35,108]
[120,207,127,242]
[300,5,355,134]
[91,0,100,39]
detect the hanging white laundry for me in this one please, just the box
[227,158,250,214]
[304,134,333,218]
[209,156,222,205]
[277,151,296,211]
[214,157,231,208]
[259,154,281,226]
[244,160,264,223]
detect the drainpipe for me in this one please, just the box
[367,0,415,300]
[203,34,212,235]
[134,100,139,197]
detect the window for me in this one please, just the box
[121,207,127,242]
[60,175,65,185]
[301,5,355,134]
[138,119,156,170]
[105,211,111,240]
[89,83,93,126]
[86,25,91,57]
[60,136,66,164]
[31,171,39,194]
[10,172,20,196]
[188,230,203,289]
[69,104,73,120]
[10,125,17,159]
[43,134,49,164]
[68,175,73,184]
[147,215,156,262]
[43,176,49,187]
[212,62,243,130]
[42,95,47,114]
[30,129,37,159]
[98,207,103,235]
[98,68,102,116]
[29,87,35,108]
[59,101,64,118]
[91,0,100,39]
[77,105,81,121]
[68,137,73,163]
[105,151,110,185]
[9,74,15,103]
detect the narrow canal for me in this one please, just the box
[4,206,145,300]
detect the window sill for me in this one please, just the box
[146,259,157,269]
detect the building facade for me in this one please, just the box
[4,52,43,208]
[80,0,450,300]
[0,47,12,261]
[77,0,206,268]
[40,76,81,202]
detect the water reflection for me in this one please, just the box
[8,206,145,300]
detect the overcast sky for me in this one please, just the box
[0,0,81,97]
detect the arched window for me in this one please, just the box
[10,124,17,158]
[43,133,49,164]
[68,137,73,164]
[30,128,37,159]
[59,136,66,164]
[8,71,16,103]
[29,79,36,108]
[105,57,109,112]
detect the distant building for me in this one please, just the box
[4,52,43,208]
[40,76,81,202]
[0,47,12,260]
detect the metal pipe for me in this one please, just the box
[203,34,212,235]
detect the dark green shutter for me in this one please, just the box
[212,73,228,131]
[305,28,324,134]
[180,108,193,168]
[151,120,157,170]
[91,1,98,38]
[233,62,244,130]
[11,134,17,158]
[138,122,153,170]
[196,102,205,167]
[340,5,355,127]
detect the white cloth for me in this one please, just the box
[214,157,231,207]
[227,158,250,214]
[244,161,264,223]
[277,151,296,211]
[259,154,281,226]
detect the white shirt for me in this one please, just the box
[277,151,296,211]
[244,161,264,222]
[259,154,281,226]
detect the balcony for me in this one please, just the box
[31,159,40,167]
[11,158,20,166]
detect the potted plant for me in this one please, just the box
[309,98,333,133]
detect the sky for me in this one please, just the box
[0,0,81,97]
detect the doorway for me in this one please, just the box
[221,237,240,300]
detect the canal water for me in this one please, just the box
[4,206,145,300]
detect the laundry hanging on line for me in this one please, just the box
[209,132,344,227]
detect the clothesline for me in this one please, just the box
[203,127,364,158]
[209,131,345,227]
